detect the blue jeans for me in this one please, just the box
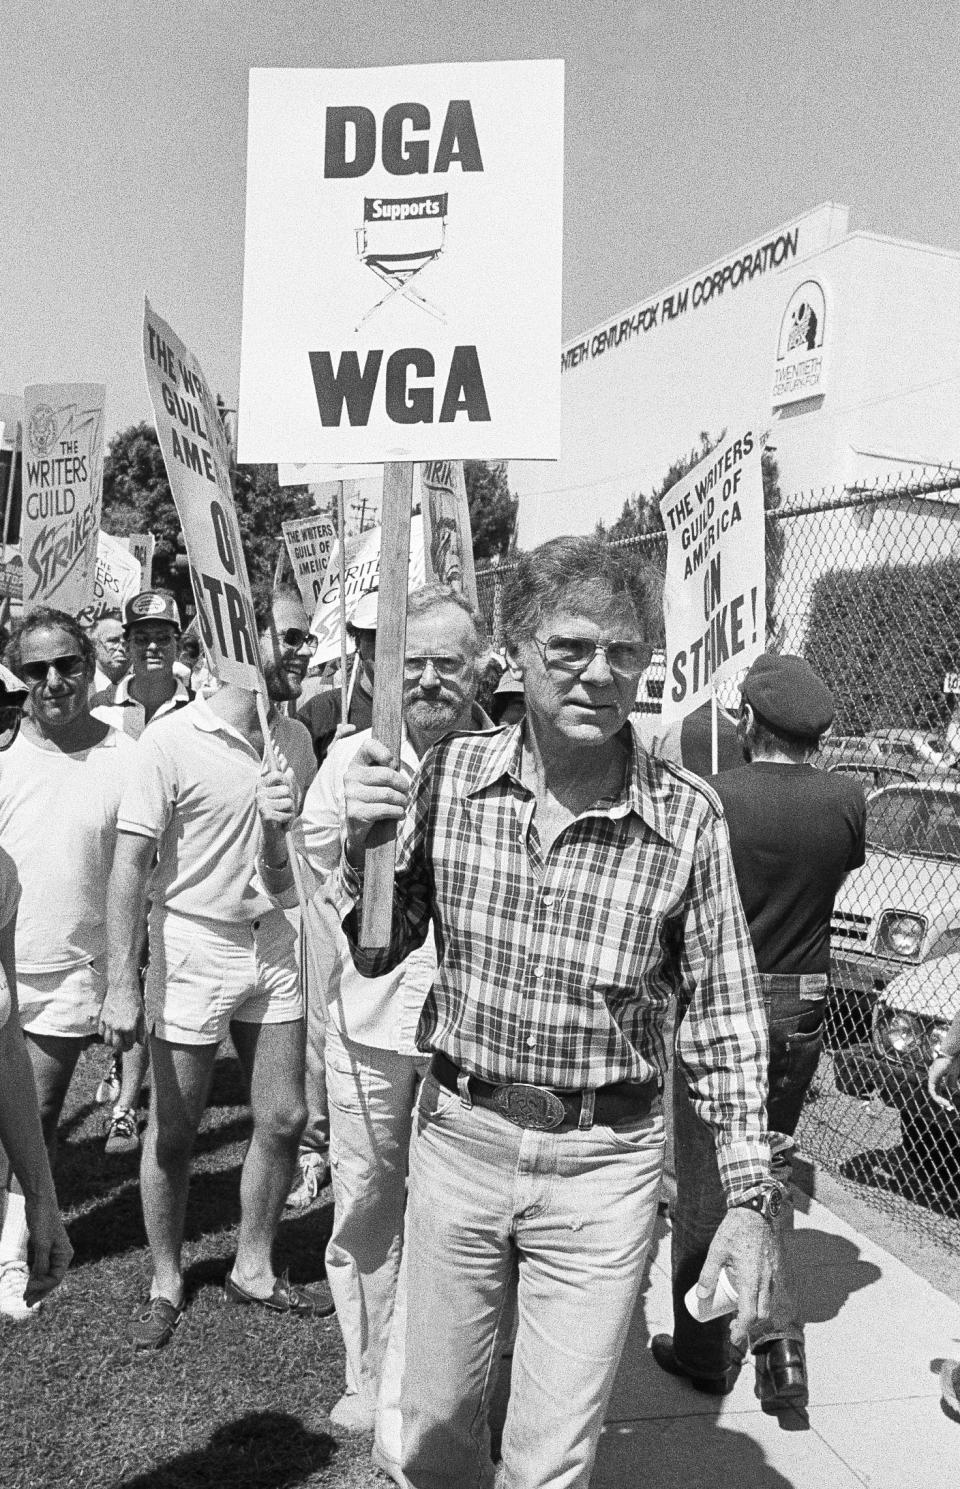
[670,974,827,1377]
[400,1073,665,1489]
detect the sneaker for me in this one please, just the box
[284,1150,330,1212]
[129,1294,184,1350]
[105,1107,140,1156]
[95,1054,122,1106]
[0,1259,42,1322]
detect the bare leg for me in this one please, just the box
[139,1036,217,1304]
[230,1018,306,1291]
[116,1038,150,1113]
[0,1033,83,1256]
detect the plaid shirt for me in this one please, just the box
[340,719,770,1199]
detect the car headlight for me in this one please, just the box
[875,911,926,961]
[873,1006,923,1058]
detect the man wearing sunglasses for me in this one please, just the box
[0,608,135,1320]
[92,592,193,1157]
[337,535,779,1489]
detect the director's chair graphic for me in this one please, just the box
[355,192,448,331]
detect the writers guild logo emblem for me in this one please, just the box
[27,404,57,458]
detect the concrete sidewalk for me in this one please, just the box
[594,1192,959,1488]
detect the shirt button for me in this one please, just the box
[526,1035,536,1048]
[542,894,555,907]
[532,965,544,978]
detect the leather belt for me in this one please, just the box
[430,1051,658,1133]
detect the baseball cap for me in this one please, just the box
[741,653,834,738]
[124,591,180,630]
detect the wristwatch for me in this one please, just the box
[729,1181,784,1223]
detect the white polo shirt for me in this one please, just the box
[117,697,315,924]
[93,674,192,740]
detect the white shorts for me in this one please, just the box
[18,956,107,1038]
[145,907,302,1046]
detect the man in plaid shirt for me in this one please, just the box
[337,536,781,1489]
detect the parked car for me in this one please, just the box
[861,954,960,1172]
[830,781,960,1152]
[816,731,946,791]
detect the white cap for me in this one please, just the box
[350,588,379,631]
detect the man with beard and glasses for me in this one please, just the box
[297,585,491,1474]
[0,609,134,1320]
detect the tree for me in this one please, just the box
[102,420,313,619]
[464,461,517,562]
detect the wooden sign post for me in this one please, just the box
[361,461,414,948]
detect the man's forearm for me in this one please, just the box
[107,835,156,991]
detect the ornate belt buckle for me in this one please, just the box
[490,1082,566,1131]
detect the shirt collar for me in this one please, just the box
[465,715,677,845]
[114,674,191,708]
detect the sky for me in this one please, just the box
[2,0,959,443]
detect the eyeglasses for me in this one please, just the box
[19,655,87,685]
[129,629,177,648]
[531,634,651,678]
[0,705,22,751]
[403,654,468,680]
[279,628,319,653]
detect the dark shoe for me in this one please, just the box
[129,1295,184,1351]
[223,1268,335,1318]
[940,1359,960,1413]
[650,1333,734,1396]
[755,1339,809,1410]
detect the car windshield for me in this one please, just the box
[867,788,960,860]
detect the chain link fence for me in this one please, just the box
[477,473,960,1250]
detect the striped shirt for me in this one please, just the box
[340,719,770,1199]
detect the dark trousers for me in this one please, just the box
[670,974,827,1376]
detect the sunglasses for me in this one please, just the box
[129,629,177,647]
[19,655,87,685]
[0,705,22,751]
[532,635,651,678]
[279,628,319,653]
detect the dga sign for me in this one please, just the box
[239,61,564,464]
[143,299,262,691]
[772,279,828,407]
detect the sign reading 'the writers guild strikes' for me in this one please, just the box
[21,384,105,612]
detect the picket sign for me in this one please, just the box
[361,462,414,948]
[142,297,327,1013]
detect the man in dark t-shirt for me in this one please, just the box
[653,654,866,1412]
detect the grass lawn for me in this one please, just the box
[0,1043,384,1489]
